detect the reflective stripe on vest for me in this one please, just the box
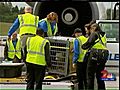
[27,37,46,56]
[18,13,39,36]
[39,18,58,36]
[77,36,88,62]
[92,34,107,49]
[26,36,49,66]
[7,39,21,59]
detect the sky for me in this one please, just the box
[11,2,117,9]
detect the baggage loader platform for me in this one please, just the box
[0,75,119,90]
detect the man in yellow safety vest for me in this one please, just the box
[72,28,88,90]
[7,6,39,56]
[4,31,22,63]
[24,28,51,90]
[39,12,58,37]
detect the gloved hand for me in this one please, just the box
[55,32,61,36]
[8,36,11,42]
[73,63,76,68]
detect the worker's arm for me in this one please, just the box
[21,48,23,62]
[44,42,51,67]
[73,39,80,64]
[4,42,8,60]
[23,45,27,62]
[8,18,20,37]
[38,20,48,37]
[82,32,98,50]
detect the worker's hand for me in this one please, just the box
[73,63,76,68]
[8,36,11,42]
[71,49,74,53]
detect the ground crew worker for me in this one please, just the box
[7,6,39,56]
[24,28,51,90]
[4,31,22,63]
[72,28,88,90]
[82,23,109,90]
[39,12,58,37]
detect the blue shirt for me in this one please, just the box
[73,38,80,64]
[38,20,56,33]
[8,17,41,37]
[8,18,56,37]
[8,18,19,37]
[12,38,18,48]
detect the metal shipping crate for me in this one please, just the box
[46,36,76,76]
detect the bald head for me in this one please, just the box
[24,6,32,13]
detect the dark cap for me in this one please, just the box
[74,28,82,33]
[72,28,82,36]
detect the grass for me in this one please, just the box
[0,22,12,36]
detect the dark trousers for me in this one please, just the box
[26,62,46,90]
[87,59,106,90]
[86,49,109,90]
[76,62,87,90]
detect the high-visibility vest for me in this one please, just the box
[26,35,50,66]
[7,39,21,59]
[77,36,88,62]
[18,13,39,36]
[92,34,107,50]
[39,18,58,36]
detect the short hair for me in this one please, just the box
[36,28,44,36]
[74,28,82,33]
[72,28,82,36]
[24,6,32,13]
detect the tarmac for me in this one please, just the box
[0,75,119,90]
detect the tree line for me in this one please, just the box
[0,2,24,23]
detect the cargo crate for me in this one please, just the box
[46,36,76,76]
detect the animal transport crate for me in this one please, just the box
[46,36,76,76]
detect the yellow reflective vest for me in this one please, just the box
[92,34,107,50]
[18,13,39,36]
[7,39,21,59]
[26,35,50,66]
[39,18,58,36]
[77,36,88,62]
